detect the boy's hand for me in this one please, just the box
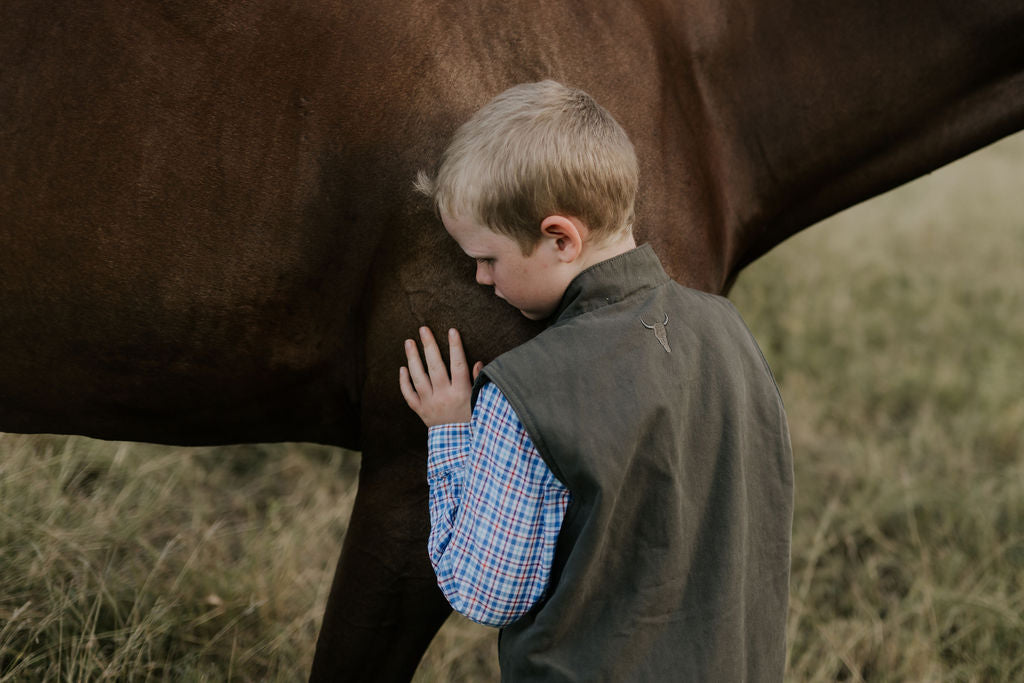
[399,326,483,427]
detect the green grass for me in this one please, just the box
[0,438,358,680]
[2,132,1022,681]
[732,133,1024,682]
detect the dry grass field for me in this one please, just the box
[2,132,1022,681]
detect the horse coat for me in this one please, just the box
[2,1,1022,679]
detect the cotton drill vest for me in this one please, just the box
[473,245,793,682]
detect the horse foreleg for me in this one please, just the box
[309,446,451,682]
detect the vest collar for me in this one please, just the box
[551,244,671,322]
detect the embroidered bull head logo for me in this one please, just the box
[640,313,671,353]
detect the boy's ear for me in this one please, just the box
[540,215,587,263]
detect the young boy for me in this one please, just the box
[400,81,793,681]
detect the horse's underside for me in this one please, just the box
[1,0,1022,679]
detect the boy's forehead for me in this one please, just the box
[440,213,478,252]
[441,211,485,242]
[441,211,514,253]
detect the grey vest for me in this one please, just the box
[474,245,793,682]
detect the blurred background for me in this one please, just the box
[1,132,1021,681]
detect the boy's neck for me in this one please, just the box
[576,231,637,272]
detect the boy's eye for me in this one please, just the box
[476,257,494,265]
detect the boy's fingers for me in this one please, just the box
[398,367,421,411]
[447,328,469,382]
[419,327,449,383]
[404,339,431,395]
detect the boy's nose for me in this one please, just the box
[475,263,493,286]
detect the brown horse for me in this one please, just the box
[1,1,1021,680]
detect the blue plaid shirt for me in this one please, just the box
[427,381,572,627]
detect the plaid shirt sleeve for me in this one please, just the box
[426,381,571,627]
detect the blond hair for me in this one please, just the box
[416,80,638,253]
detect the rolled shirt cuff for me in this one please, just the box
[427,422,471,479]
